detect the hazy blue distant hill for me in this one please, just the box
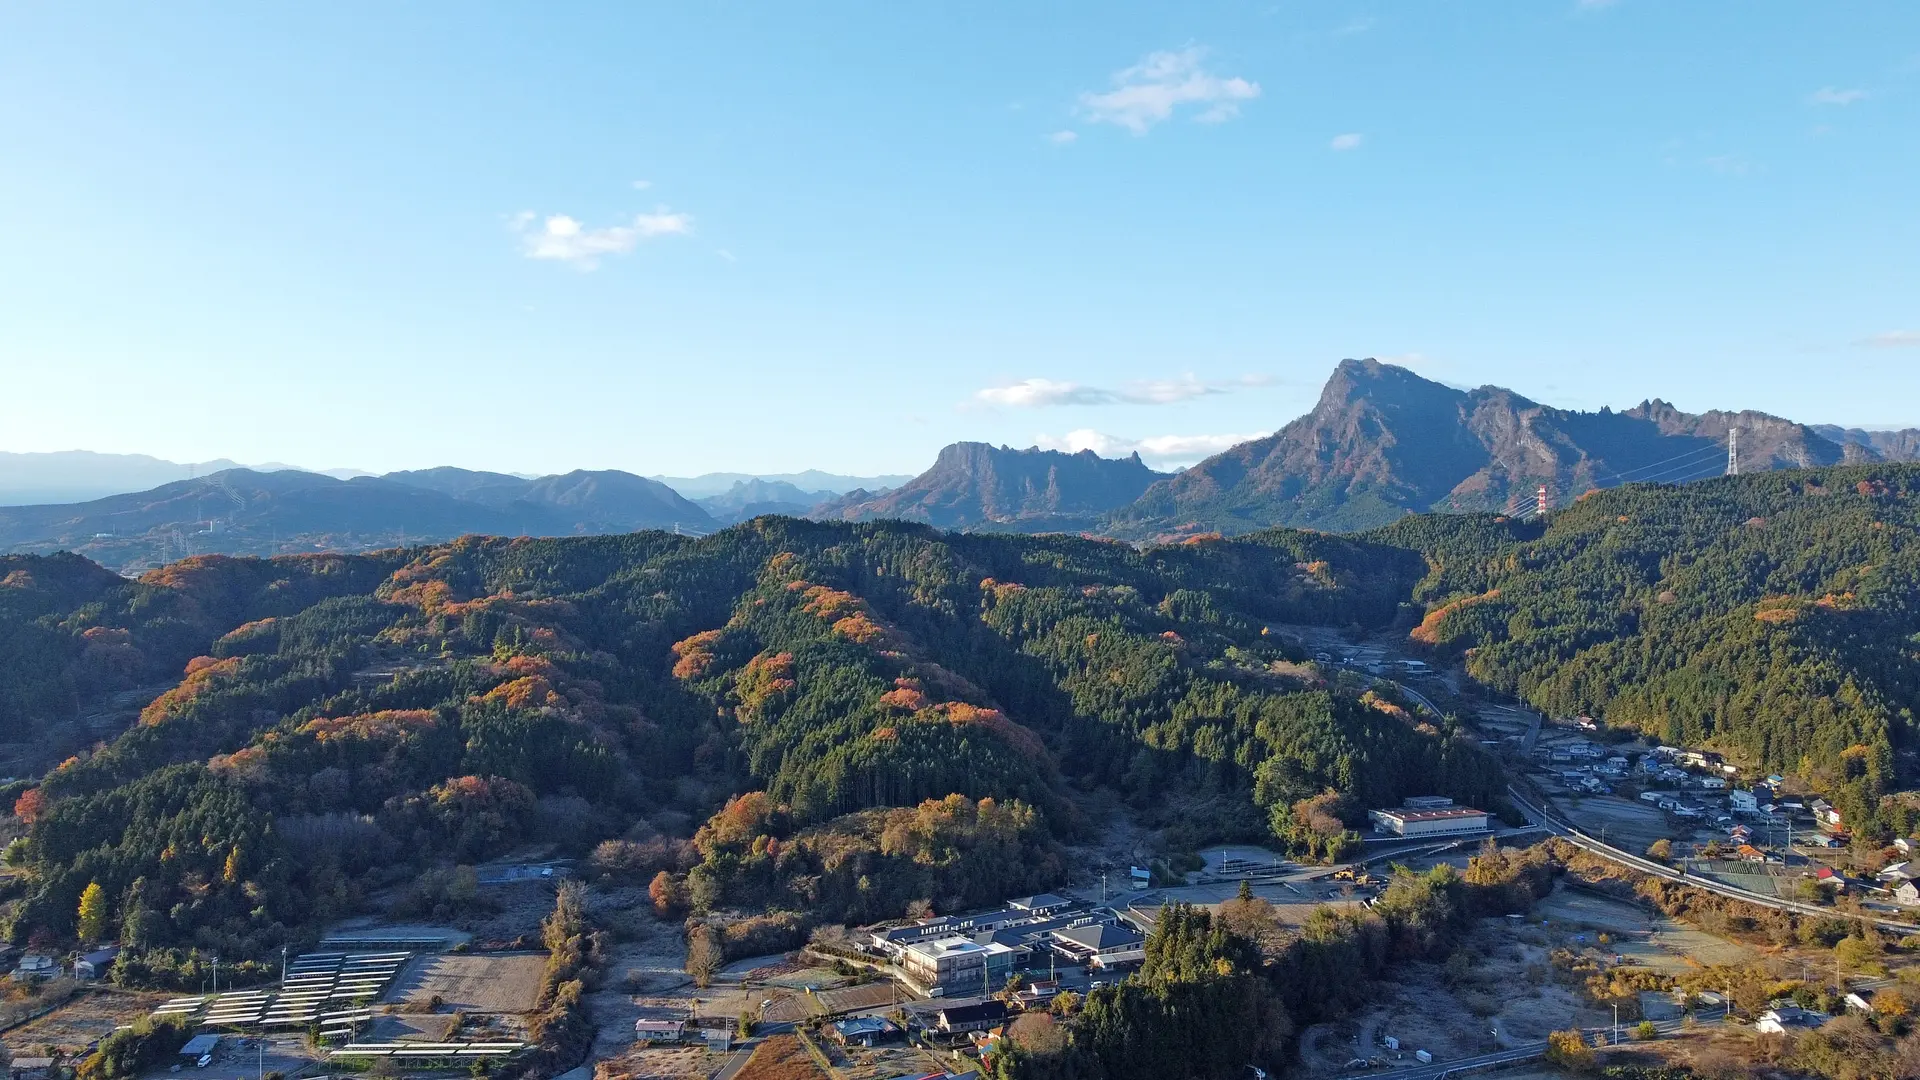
[813,442,1167,530]
[0,450,260,505]
[0,466,712,572]
[695,478,834,524]
[0,451,370,505]
[652,469,911,499]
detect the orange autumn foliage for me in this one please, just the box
[478,674,567,711]
[832,612,885,644]
[671,629,724,680]
[736,651,797,721]
[936,701,1049,759]
[208,745,272,784]
[695,791,786,856]
[878,681,930,711]
[800,585,865,621]
[1408,588,1501,646]
[141,656,243,725]
[12,788,45,825]
[300,709,438,742]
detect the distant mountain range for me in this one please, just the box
[0,450,370,505]
[10,361,1919,568]
[0,451,905,508]
[693,478,838,525]
[0,467,713,572]
[812,442,1168,531]
[1110,358,1920,534]
[650,470,911,500]
[822,360,1920,536]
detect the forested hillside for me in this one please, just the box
[1381,462,1920,837]
[0,519,1496,967]
[13,461,1920,979]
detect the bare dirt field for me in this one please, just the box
[4,987,165,1054]
[586,901,692,1065]
[1534,886,1754,973]
[811,980,909,1016]
[1296,917,1603,1077]
[1555,795,1673,853]
[594,1044,716,1080]
[815,1036,950,1080]
[366,1013,460,1041]
[385,953,549,1013]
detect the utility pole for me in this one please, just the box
[1728,428,1740,476]
[1612,1003,1619,1046]
[213,955,219,996]
[1537,484,1549,518]
[282,946,288,984]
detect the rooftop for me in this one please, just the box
[1373,806,1488,822]
[1007,893,1072,911]
[1053,923,1145,951]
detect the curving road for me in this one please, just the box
[1361,662,1920,935]
[1506,786,1920,934]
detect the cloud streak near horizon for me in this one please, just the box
[972,373,1272,408]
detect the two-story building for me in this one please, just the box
[899,936,1018,997]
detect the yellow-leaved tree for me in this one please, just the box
[77,881,109,943]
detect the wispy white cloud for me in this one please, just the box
[972,373,1271,409]
[1860,330,1920,348]
[1333,16,1378,35]
[1036,428,1268,468]
[1079,47,1261,134]
[975,379,1115,408]
[631,179,653,190]
[1575,0,1618,9]
[716,248,737,263]
[1048,130,1079,145]
[512,208,693,269]
[1330,132,1364,151]
[1810,86,1869,106]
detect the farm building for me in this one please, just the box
[633,1019,692,1044]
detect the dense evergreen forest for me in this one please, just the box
[1380,462,1920,839]
[5,459,1918,979]
[0,519,1494,967]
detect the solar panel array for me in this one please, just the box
[149,952,410,1031]
[326,1042,525,1059]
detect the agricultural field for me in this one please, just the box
[384,953,549,1013]
[733,1033,831,1080]
[1,987,164,1056]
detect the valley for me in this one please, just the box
[3,458,1920,1080]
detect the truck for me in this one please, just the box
[1414,1050,1433,1065]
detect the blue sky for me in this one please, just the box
[2,2,1915,477]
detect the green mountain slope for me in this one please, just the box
[1,519,1489,956]
[1376,462,1920,835]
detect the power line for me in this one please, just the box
[1585,442,1727,488]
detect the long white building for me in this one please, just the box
[1368,805,1491,837]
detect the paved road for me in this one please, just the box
[1507,786,1920,934]
[1305,665,1916,934]
[1388,1014,1720,1080]
[711,1046,754,1080]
